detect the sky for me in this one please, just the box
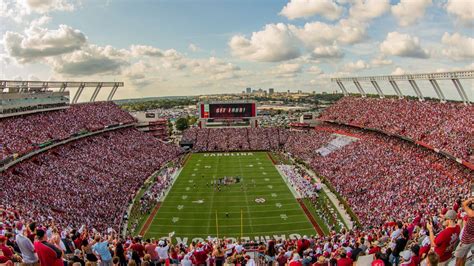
[0,0,473,101]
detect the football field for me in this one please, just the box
[145,152,316,241]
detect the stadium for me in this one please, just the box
[1,1,473,266]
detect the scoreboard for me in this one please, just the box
[198,101,258,128]
[200,102,256,119]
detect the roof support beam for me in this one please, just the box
[408,79,424,101]
[388,80,404,99]
[90,83,103,102]
[370,80,385,98]
[107,84,119,101]
[353,80,366,97]
[429,79,446,103]
[336,80,348,96]
[59,82,67,92]
[452,78,471,105]
[71,83,85,104]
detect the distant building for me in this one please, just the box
[246,87,251,94]
[132,112,169,140]
[269,88,274,95]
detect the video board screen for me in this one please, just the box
[200,103,255,118]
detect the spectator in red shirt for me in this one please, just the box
[144,239,159,264]
[33,229,64,266]
[410,245,421,266]
[313,255,327,266]
[289,253,302,266]
[337,249,353,266]
[297,236,310,256]
[130,237,146,258]
[427,210,461,265]
[0,236,13,262]
[371,252,385,266]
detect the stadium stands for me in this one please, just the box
[0,127,181,233]
[319,96,474,163]
[0,102,135,158]
[0,97,472,265]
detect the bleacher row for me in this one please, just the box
[0,102,135,161]
[319,97,474,164]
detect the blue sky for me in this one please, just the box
[0,0,473,100]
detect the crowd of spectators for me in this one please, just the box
[308,125,471,229]
[319,97,474,162]
[0,127,182,234]
[1,197,472,265]
[182,128,287,152]
[128,167,179,234]
[284,131,335,162]
[277,165,319,198]
[1,102,135,159]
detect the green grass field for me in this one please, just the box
[145,152,316,241]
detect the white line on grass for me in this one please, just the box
[149,220,312,228]
[147,227,316,236]
[154,208,303,214]
[149,213,306,221]
[238,154,254,235]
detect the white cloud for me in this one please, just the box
[130,45,163,57]
[371,55,392,66]
[391,0,432,26]
[49,44,128,76]
[312,45,344,58]
[391,67,406,75]
[341,59,370,71]
[441,32,474,60]
[307,66,323,75]
[19,0,75,13]
[3,22,87,63]
[229,23,301,62]
[188,43,200,52]
[291,20,366,49]
[380,32,429,58]
[1,0,74,23]
[27,74,40,80]
[446,0,474,25]
[271,63,302,78]
[279,0,343,20]
[124,61,156,87]
[348,0,390,22]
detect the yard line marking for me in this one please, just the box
[149,220,312,228]
[238,154,254,235]
[149,213,305,221]
[155,207,303,214]
[147,227,316,235]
